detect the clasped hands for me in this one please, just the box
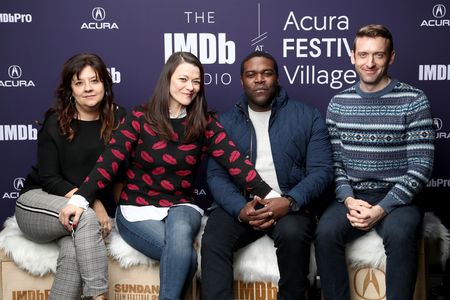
[344,197,386,231]
[238,196,290,230]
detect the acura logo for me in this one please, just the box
[92,7,106,21]
[433,4,446,18]
[8,65,22,79]
[434,118,443,131]
[353,267,386,300]
[13,177,25,191]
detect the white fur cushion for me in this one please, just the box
[345,229,385,268]
[107,220,158,268]
[1,212,449,283]
[0,216,58,276]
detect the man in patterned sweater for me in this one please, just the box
[315,24,435,300]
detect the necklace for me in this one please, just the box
[169,107,187,119]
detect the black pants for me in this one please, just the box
[201,207,315,300]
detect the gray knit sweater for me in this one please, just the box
[326,78,435,213]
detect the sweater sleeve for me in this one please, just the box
[378,92,435,213]
[326,99,354,202]
[205,115,272,199]
[38,117,76,196]
[75,108,140,203]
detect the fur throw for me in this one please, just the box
[345,212,450,270]
[0,216,58,276]
[107,221,159,268]
[0,212,448,282]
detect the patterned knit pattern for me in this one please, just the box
[326,79,435,212]
[77,105,271,207]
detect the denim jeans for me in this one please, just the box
[116,205,201,300]
[314,190,422,300]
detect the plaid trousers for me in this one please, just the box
[15,189,108,299]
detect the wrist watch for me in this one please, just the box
[284,195,300,212]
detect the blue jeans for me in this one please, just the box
[116,205,201,300]
[314,190,422,300]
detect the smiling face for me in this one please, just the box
[351,36,395,92]
[71,65,105,119]
[168,62,201,114]
[241,56,279,112]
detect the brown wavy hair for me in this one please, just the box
[144,51,208,143]
[353,24,394,60]
[46,53,117,143]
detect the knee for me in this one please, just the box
[201,220,234,256]
[276,224,311,247]
[200,234,226,261]
[315,219,337,242]
[200,229,215,254]
[383,225,418,247]
[79,209,99,226]
[57,243,76,265]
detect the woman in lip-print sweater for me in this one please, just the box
[59,51,279,300]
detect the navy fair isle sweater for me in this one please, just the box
[326,79,435,213]
[76,105,272,207]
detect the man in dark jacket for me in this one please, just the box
[201,51,334,300]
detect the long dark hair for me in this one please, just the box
[46,53,117,142]
[144,51,208,143]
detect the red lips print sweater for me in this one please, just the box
[76,105,272,207]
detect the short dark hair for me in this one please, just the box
[353,24,394,56]
[240,51,279,77]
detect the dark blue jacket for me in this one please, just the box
[207,87,334,218]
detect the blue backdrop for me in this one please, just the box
[1,1,449,234]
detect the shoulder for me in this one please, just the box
[332,85,357,100]
[127,104,147,120]
[114,104,127,119]
[40,111,59,133]
[393,80,425,96]
[216,105,241,125]
[327,85,358,109]
[283,97,322,120]
[276,86,320,115]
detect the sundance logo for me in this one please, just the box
[352,267,386,300]
[0,65,35,88]
[81,7,119,30]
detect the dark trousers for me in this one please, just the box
[314,190,422,300]
[201,207,315,300]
